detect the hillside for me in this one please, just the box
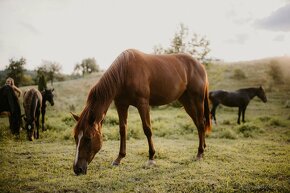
[0,57,289,192]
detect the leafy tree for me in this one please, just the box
[37,60,62,86]
[154,23,211,61]
[5,57,26,86]
[74,58,99,76]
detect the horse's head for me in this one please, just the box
[24,117,35,141]
[43,88,54,106]
[71,112,104,175]
[257,86,267,103]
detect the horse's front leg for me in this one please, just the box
[112,103,129,166]
[137,100,156,165]
[41,107,46,131]
[237,107,242,124]
[242,106,247,123]
[36,108,40,139]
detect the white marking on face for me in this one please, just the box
[74,131,83,165]
[28,125,31,130]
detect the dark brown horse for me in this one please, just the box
[72,49,211,175]
[209,86,267,124]
[23,88,42,141]
[23,88,54,140]
[0,85,22,136]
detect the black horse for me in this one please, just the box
[209,86,267,124]
[0,85,22,135]
[41,88,54,130]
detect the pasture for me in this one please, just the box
[1,58,290,192]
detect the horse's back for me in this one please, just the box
[120,50,207,105]
[210,90,249,107]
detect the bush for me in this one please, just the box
[267,60,284,84]
[219,128,237,139]
[236,124,263,138]
[231,69,246,80]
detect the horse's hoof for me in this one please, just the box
[147,160,156,166]
[112,161,120,166]
[195,154,203,161]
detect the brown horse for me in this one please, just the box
[23,88,43,141]
[23,88,55,140]
[72,49,211,175]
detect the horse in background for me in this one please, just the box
[209,86,267,124]
[0,85,22,136]
[71,49,211,175]
[23,88,54,140]
[41,88,54,130]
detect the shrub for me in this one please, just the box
[236,124,263,138]
[231,69,246,80]
[219,128,237,139]
[269,118,286,127]
[267,60,284,84]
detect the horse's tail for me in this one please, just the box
[204,83,212,133]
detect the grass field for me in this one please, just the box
[0,57,290,192]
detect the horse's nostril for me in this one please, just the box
[78,167,83,174]
[74,166,85,175]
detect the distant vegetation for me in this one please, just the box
[0,56,100,88]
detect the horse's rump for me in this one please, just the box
[23,88,42,121]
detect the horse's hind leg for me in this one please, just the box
[112,103,129,166]
[137,99,155,165]
[179,94,206,160]
[211,103,219,124]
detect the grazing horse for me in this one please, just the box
[0,85,21,135]
[209,86,267,124]
[71,49,211,175]
[23,88,43,141]
[23,88,55,140]
[40,88,54,130]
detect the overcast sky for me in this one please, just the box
[0,0,290,74]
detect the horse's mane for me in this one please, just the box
[88,50,133,104]
[75,50,134,133]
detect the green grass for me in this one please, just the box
[1,58,290,192]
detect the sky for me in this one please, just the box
[0,0,290,74]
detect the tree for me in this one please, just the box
[5,57,26,86]
[37,60,62,86]
[154,23,211,62]
[74,58,99,76]
[38,74,47,91]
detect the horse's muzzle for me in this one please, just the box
[73,162,87,175]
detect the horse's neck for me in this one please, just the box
[246,88,258,99]
[86,89,115,124]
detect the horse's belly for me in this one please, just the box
[149,82,186,106]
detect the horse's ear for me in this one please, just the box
[71,112,80,121]
[52,88,54,92]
